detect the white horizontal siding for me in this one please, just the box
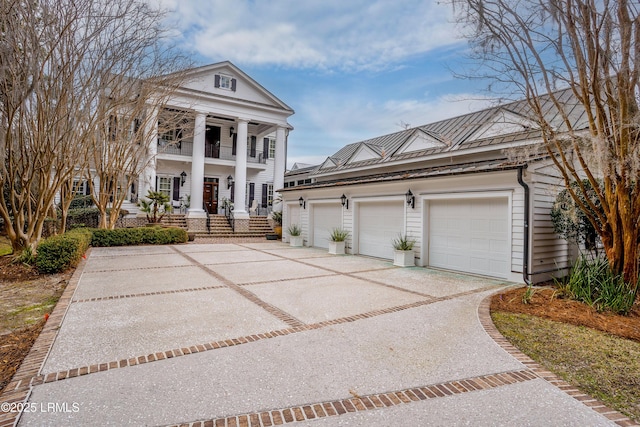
[530,162,572,280]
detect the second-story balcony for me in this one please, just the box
[158,140,266,164]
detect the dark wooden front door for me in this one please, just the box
[203,182,218,214]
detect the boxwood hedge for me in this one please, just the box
[36,226,188,273]
[36,228,92,273]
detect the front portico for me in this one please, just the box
[139,61,293,233]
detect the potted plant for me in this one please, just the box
[270,211,283,239]
[392,233,415,267]
[138,191,171,224]
[328,227,349,255]
[288,224,303,247]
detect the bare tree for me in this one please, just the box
[0,0,191,251]
[451,0,640,286]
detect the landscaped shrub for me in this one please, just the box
[90,226,188,247]
[36,228,92,273]
[65,207,101,229]
[556,255,638,315]
[69,195,94,209]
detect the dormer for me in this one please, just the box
[346,143,383,164]
[394,129,447,155]
[466,108,539,142]
[319,157,339,170]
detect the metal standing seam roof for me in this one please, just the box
[310,88,588,175]
[280,157,530,191]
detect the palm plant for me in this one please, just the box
[138,191,171,223]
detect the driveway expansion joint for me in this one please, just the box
[161,369,538,427]
[72,284,228,303]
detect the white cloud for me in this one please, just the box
[162,0,461,71]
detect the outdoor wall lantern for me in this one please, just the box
[298,197,306,209]
[229,126,235,137]
[180,171,187,186]
[227,175,234,189]
[340,194,349,210]
[405,189,415,209]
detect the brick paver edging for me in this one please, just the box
[22,284,496,391]
[72,284,227,303]
[0,250,89,427]
[163,369,538,427]
[478,291,639,427]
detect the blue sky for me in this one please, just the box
[158,0,495,167]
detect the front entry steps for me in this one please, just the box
[197,215,275,238]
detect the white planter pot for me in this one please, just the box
[393,250,415,267]
[289,235,303,247]
[328,241,345,255]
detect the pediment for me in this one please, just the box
[346,143,383,164]
[319,157,338,170]
[395,129,446,155]
[467,109,539,142]
[179,61,292,111]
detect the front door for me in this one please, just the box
[203,182,218,214]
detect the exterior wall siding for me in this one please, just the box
[529,162,572,282]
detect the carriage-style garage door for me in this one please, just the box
[312,204,342,249]
[358,201,404,260]
[428,198,509,278]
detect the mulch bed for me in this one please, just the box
[491,286,640,342]
[0,321,45,392]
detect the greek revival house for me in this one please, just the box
[128,61,294,232]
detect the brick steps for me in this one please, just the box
[160,214,188,230]
[202,215,274,238]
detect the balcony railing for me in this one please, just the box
[158,140,266,164]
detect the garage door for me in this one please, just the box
[312,204,342,249]
[358,201,404,259]
[429,198,509,278]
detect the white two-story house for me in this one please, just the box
[133,61,294,232]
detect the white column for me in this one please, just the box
[187,111,206,217]
[139,106,158,200]
[233,118,249,216]
[274,126,287,196]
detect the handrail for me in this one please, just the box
[203,202,211,234]
[224,203,235,232]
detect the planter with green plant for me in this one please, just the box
[270,211,283,239]
[328,228,349,255]
[288,224,303,247]
[392,233,415,267]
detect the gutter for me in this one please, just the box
[517,166,532,285]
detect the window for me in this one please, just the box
[267,184,274,206]
[269,138,276,158]
[157,177,171,199]
[219,75,231,89]
[215,74,236,91]
[160,128,180,142]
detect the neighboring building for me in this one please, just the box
[127,61,294,232]
[283,163,318,189]
[281,89,587,283]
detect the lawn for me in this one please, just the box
[491,287,640,423]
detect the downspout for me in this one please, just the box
[517,166,532,286]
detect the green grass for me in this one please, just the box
[0,236,12,256]
[492,311,640,422]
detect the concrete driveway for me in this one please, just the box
[4,242,633,426]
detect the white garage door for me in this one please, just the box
[312,204,342,249]
[358,201,404,260]
[429,198,509,278]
